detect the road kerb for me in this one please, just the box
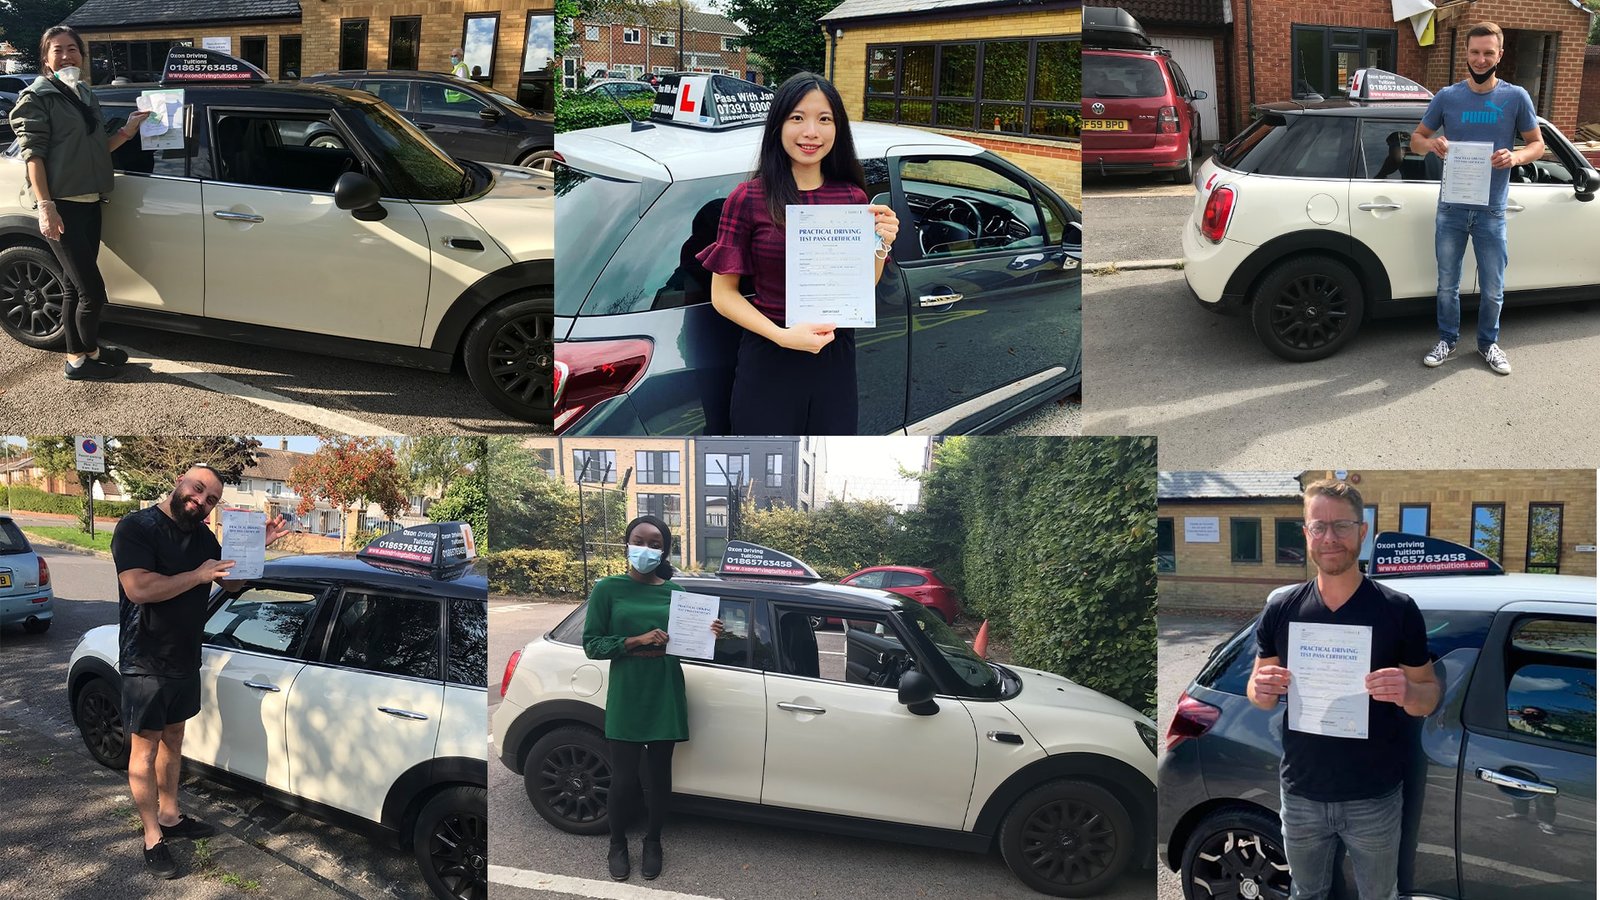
[1088,259,1185,275]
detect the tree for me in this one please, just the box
[426,467,489,549]
[112,436,260,500]
[399,436,485,497]
[27,435,114,533]
[723,0,835,82]
[0,1,86,70]
[288,437,408,550]
[1587,1,1600,45]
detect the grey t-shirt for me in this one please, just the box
[1419,79,1536,211]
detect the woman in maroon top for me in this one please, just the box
[696,72,899,435]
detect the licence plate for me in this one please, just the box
[1084,119,1129,131]
[0,573,11,588]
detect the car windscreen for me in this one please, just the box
[0,520,29,554]
[346,97,470,200]
[896,602,1000,698]
[480,85,535,117]
[1083,56,1166,99]
[553,163,648,316]
[1214,114,1355,178]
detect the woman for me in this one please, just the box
[582,515,721,882]
[695,72,899,434]
[9,25,148,381]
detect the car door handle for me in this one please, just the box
[1357,202,1403,211]
[1477,767,1558,795]
[919,289,964,309]
[776,702,826,715]
[378,707,430,721]
[1505,203,1526,213]
[213,211,264,223]
[416,122,436,130]
[243,680,280,692]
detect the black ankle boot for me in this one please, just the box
[642,838,663,880]
[608,842,630,881]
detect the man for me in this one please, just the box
[1247,480,1440,899]
[113,465,286,878]
[449,48,469,79]
[1411,22,1541,375]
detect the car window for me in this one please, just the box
[700,597,753,668]
[1167,60,1192,98]
[887,571,927,588]
[1504,617,1594,748]
[447,598,487,687]
[417,81,490,116]
[347,99,471,201]
[1236,115,1354,179]
[1083,56,1165,98]
[899,157,1046,258]
[203,586,322,657]
[550,601,586,644]
[102,102,189,177]
[324,592,442,680]
[355,80,411,109]
[0,520,30,553]
[897,602,999,697]
[1510,125,1577,187]
[210,110,365,193]
[1038,189,1079,246]
[775,606,913,688]
[847,571,887,589]
[1357,119,1439,182]
[553,164,649,316]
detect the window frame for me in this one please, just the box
[654,32,675,48]
[1399,503,1431,537]
[239,35,268,71]
[1526,503,1565,575]
[460,12,501,84]
[1471,502,1506,563]
[1290,23,1397,100]
[278,34,302,80]
[766,452,784,488]
[623,27,641,44]
[1156,517,1176,573]
[863,35,1080,141]
[1275,517,1306,567]
[1230,517,1262,565]
[388,15,423,70]
[339,18,370,71]
[316,588,446,684]
[892,153,1057,265]
[572,449,616,483]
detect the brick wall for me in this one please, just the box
[1158,499,1310,613]
[574,22,751,79]
[1580,45,1600,126]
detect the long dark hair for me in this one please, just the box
[623,515,675,580]
[39,25,87,75]
[755,72,867,227]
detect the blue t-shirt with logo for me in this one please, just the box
[1420,80,1536,211]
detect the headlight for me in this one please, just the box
[1135,721,1157,755]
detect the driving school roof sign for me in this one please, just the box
[719,541,819,578]
[358,522,477,572]
[652,73,772,130]
[1348,69,1433,101]
[161,47,269,85]
[1371,532,1503,577]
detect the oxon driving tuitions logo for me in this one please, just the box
[1370,532,1503,576]
[718,541,817,577]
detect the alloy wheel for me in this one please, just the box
[538,744,609,825]
[1266,273,1350,352]
[1018,797,1119,887]
[80,688,124,762]
[0,258,64,338]
[1188,829,1291,900]
[485,313,552,410]
[428,808,488,900]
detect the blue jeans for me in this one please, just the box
[1280,784,1402,900]
[1434,202,1508,351]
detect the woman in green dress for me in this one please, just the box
[583,515,721,882]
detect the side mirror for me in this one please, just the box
[897,670,939,716]
[1192,89,1209,101]
[479,107,503,124]
[1577,168,1599,202]
[334,172,387,221]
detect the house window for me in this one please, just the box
[1359,506,1379,571]
[533,448,555,477]
[865,36,1079,139]
[624,28,641,44]
[339,19,369,70]
[462,12,500,83]
[723,36,740,52]
[655,32,675,48]
[1399,504,1430,536]
[766,453,784,488]
[585,25,599,41]
[95,40,187,80]
[1231,518,1262,564]
[637,493,682,527]
[1527,504,1564,574]
[522,12,555,113]
[1276,518,1306,566]
[1156,518,1175,573]
[1471,503,1505,562]
[1290,25,1396,100]
[278,35,302,79]
[706,454,748,487]
[573,450,616,483]
[389,16,422,70]
[705,496,729,528]
[802,460,811,493]
[268,480,284,497]
[240,36,267,71]
[637,451,680,485]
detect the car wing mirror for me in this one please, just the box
[334,171,388,221]
[897,669,939,716]
[1576,167,1599,202]
[1192,89,1208,101]
[479,107,503,124]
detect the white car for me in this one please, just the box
[492,544,1156,897]
[0,49,553,422]
[66,524,488,900]
[1182,69,1600,361]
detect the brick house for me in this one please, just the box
[1583,43,1600,126]
[565,8,755,87]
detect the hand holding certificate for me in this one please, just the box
[1287,623,1372,739]
[220,509,266,580]
[785,204,877,328]
[1441,141,1493,206]
[666,591,721,660]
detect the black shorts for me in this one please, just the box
[122,672,201,733]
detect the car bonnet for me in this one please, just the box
[458,163,554,262]
[999,663,1152,726]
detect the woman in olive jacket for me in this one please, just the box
[9,25,147,380]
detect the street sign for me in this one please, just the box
[74,436,105,474]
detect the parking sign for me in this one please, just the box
[75,436,105,474]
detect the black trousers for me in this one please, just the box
[45,199,107,356]
[608,739,675,845]
[728,327,858,435]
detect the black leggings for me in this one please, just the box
[607,739,675,845]
[45,199,107,356]
[728,327,858,434]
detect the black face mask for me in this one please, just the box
[1469,63,1497,85]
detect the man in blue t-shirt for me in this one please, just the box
[1411,21,1541,376]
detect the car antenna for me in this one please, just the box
[598,86,653,132]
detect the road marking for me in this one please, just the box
[123,343,395,435]
[492,602,562,614]
[490,865,726,900]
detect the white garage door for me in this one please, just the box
[1149,34,1219,144]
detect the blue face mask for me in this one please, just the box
[628,544,663,574]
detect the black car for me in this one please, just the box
[302,70,555,170]
[1158,537,1596,900]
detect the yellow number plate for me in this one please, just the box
[0,573,11,588]
[1083,119,1129,131]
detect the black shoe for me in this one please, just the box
[92,345,129,366]
[608,842,629,881]
[642,839,662,880]
[160,814,216,840]
[144,840,179,879]
[63,358,121,381]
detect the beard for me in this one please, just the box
[172,496,208,529]
[1312,547,1359,577]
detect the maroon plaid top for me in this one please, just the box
[695,177,870,324]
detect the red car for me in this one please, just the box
[839,566,963,624]
[1082,7,1206,184]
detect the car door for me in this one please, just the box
[285,589,445,823]
[199,107,433,346]
[412,81,512,163]
[192,584,322,790]
[1503,123,1599,294]
[891,150,1081,431]
[672,595,767,803]
[1349,117,1476,302]
[761,604,979,829]
[97,101,204,318]
[439,596,489,762]
[1456,608,1595,899]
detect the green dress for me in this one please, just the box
[582,574,689,742]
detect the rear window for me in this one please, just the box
[553,165,646,316]
[1084,56,1166,99]
[1214,114,1354,179]
[0,520,29,554]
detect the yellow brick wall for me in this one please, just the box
[1158,500,1311,612]
[524,437,701,567]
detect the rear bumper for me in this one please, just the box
[1182,224,1253,314]
[0,592,53,626]
[1083,137,1191,175]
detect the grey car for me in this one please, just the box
[1159,563,1596,899]
[0,515,52,634]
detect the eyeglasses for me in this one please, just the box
[1303,520,1362,538]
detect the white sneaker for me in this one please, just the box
[1422,340,1454,367]
[1481,343,1511,375]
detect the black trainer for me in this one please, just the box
[160,814,216,840]
[63,358,120,381]
[642,839,662,880]
[92,345,129,366]
[144,840,179,879]
[607,842,629,881]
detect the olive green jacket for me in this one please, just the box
[8,75,116,203]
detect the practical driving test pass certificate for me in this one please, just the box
[1441,141,1493,206]
[1287,622,1372,739]
[220,509,266,580]
[666,590,719,661]
[785,204,877,328]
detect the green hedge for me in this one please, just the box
[487,548,626,597]
[7,485,140,518]
[555,91,655,133]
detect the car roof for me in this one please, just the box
[1268,573,1596,614]
[674,573,911,614]
[261,552,486,599]
[305,70,477,83]
[94,80,369,109]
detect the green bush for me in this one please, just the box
[487,548,626,597]
[556,90,655,133]
[6,485,140,519]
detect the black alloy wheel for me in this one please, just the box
[526,726,611,833]
[1265,273,1351,351]
[74,677,130,769]
[1250,255,1366,362]
[1020,796,1120,887]
[463,294,553,424]
[0,245,66,346]
[1181,808,1292,900]
[428,805,487,900]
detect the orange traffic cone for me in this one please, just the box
[973,619,990,659]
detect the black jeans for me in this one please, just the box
[45,199,107,356]
[728,327,858,434]
[607,739,675,846]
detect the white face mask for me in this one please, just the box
[54,66,81,87]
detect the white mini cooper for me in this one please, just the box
[492,544,1157,897]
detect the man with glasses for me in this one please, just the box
[1246,479,1439,899]
[112,464,287,878]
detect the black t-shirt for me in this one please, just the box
[1255,577,1429,801]
[112,505,221,677]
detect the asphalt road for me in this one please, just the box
[487,599,1154,900]
[1083,185,1196,264]
[0,545,428,899]
[1081,266,1600,468]
[0,321,547,435]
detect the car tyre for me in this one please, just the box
[517,149,558,173]
[1249,254,1365,362]
[0,244,67,349]
[74,677,129,770]
[525,725,611,835]
[1179,806,1291,900]
[999,779,1133,897]
[22,617,49,633]
[463,292,553,424]
[414,786,488,900]
[1171,152,1194,185]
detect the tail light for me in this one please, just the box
[553,338,653,433]
[1166,691,1221,751]
[1158,105,1180,134]
[36,554,49,587]
[1199,185,1236,244]
[501,648,522,698]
